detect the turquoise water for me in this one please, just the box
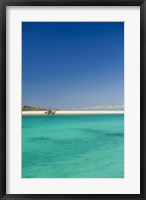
[22,114,124,178]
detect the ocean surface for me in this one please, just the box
[22,114,124,178]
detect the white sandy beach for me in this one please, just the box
[22,110,124,115]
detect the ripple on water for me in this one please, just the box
[29,137,51,142]
[105,133,123,138]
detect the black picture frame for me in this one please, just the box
[0,0,145,199]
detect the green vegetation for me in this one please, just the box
[22,105,49,111]
[22,105,57,113]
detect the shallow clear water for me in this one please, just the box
[22,114,124,178]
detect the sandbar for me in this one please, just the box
[22,110,124,115]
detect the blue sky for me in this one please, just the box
[22,22,124,110]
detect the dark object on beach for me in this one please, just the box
[45,109,56,115]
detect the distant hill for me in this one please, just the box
[22,105,55,111]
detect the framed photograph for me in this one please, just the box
[0,0,145,199]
